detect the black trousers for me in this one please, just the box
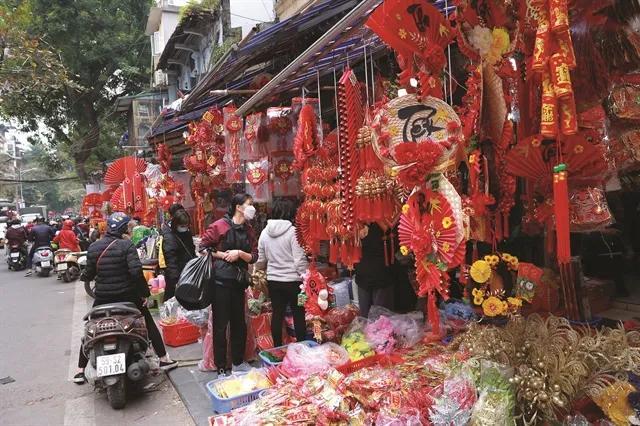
[213,285,247,369]
[78,298,166,369]
[268,281,306,347]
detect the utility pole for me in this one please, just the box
[11,136,23,209]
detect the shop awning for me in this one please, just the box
[235,0,455,116]
[181,0,361,111]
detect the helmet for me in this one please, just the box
[64,219,74,228]
[107,212,131,235]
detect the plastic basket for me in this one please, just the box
[336,353,404,375]
[206,373,266,414]
[258,340,319,367]
[160,321,200,347]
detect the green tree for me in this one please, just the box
[0,0,151,180]
[19,145,85,213]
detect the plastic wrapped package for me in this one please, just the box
[364,315,396,354]
[181,308,209,328]
[267,107,294,152]
[609,84,640,121]
[175,252,214,310]
[329,278,352,307]
[368,306,424,349]
[569,187,613,232]
[324,304,359,342]
[160,297,183,324]
[341,317,375,361]
[245,157,270,203]
[280,342,349,378]
[376,409,423,426]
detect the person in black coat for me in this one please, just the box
[162,207,195,300]
[73,212,176,384]
[354,223,396,317]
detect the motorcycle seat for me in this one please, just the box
[83,302,141,320]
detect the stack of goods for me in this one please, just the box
[212,369,272,399]
[211,314,640,425]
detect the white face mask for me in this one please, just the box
[243,205,256,221]
[177,226,189,232]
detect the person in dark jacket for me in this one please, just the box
[200,193,258,376]
[6,219,29,260]
[26,217,55,276]
[73,212,176,384]
[354,223,396,317]
[162,207,195,299]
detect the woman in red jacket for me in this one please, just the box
[54,220,81,252]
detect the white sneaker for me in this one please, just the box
[231,362,252,374]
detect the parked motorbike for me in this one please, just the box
[32,246,54,277]
[81,302,150,409]
[54,249,85,282]
[7,244,28,271]
[79,253,97,298]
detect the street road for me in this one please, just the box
[0,254,193,426]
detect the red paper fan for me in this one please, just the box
[366,0,454,58]
[562,132,607,179]
[505,135,553,181]
[399,189,459,265]
[110,186,125,211]
[104,156,147,185]
[102,186,117,202]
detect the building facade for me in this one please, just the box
[274,0,318,20]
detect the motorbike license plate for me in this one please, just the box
[96,353,126,377]
[41,261,50,268]
[57,263,68,271]
[10,253,19,258]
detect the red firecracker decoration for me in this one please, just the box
[293,104,319,170]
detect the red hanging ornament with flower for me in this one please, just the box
[223,106,243,183]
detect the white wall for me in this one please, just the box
[230,0,275,38]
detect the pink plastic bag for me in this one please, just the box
[280,342,349,378]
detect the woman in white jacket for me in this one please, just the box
[256,199,308,346]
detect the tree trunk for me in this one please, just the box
[73,97,100,182]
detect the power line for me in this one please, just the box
[229,12,270,23]
[0,176,80,183]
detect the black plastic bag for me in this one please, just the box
[175,252,214,310]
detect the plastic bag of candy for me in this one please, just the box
[376,408,423,426]
[368,306,424,349]
[341,317,375,361]
[280,342,349,378]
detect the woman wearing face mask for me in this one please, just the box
[200,193,258,376]
[162,207,196,300]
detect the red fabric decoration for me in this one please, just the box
[398,188,461,335]
[366,0,454,60]
[224,106,243,183]
[293,104,319,170]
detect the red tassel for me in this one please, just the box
[427,290,441,336]
[553,164,571,264]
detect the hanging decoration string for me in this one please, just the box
[333,67,342,185]
[445,0,453,105]
[317,69,323,127]
[364,44,370,109]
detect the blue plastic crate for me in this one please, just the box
[206,373,266,414]
[258,340,319,367]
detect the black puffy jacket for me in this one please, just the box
[30,224,55,248]
[161,229,195,299]
[83,232,149,302]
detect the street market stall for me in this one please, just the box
[148,0,640,423]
